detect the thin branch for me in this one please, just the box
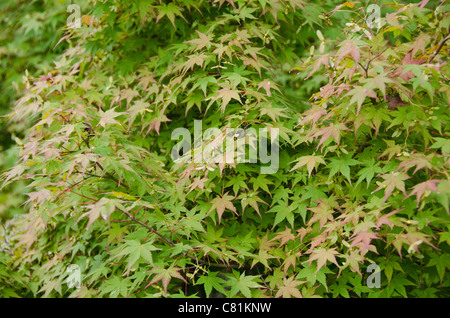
[428,35,449,63]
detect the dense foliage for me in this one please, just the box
[1,0,449,298]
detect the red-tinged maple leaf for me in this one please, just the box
[408,179,442,207]
[283,252,302,275]
[296,227,313,244]
[184,31,212,52]
[309,123,350,150]
[337,39,360,65]
[257,79,274,97]
[301,106,327,126]
[305,54,330,79]
[187,177,208,194]
[339,250,364,277]
[289,155,326,177]
[372,172,409,204]
[76,198,115,230]
[24,189,51,205]
[218,0,237,9]
[97,108,124,128]
[304,247,340,274]
[270,227,296,248]
[275,277,306,298]
[392,231,437,258]
[376,209,400,230]
[392,51,426,81]
[146,266,187,296]
[306,199,334,231]
[387,93,408,110]
[207,192,238,223]
[182,53,209,75]
[212,86,242,112]
[350,232,378,253]
[397,153,433,174]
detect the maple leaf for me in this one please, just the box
[305,54,330,79]
[337,39,360,65]
[296,227,313,244]
[375,209,399,230]
[305,248,340,274]
[1,164,25,189]
[225,271,262,298]
[270,227,296,248]
[283,251,302,275]
[397,153,433,174]
[239,192,268,217]
[344,86,378,115]
[350,232,378,253]
[365,73,394,101]
[146,265,186,296]
[259,105,289,122]
[184,31,212,52]
[196,272,226,297]
[182,53,209,75]
[327,153,360,184]
[289,155,326,177]
[339,250,364,276]
[408,179,442,207]
[97,108,124,128]
[211,85,242,113]
[275,277,305,298]
[77,198,115,230]
[306,199,334,231]
[257,79,280,97]
[218,0,237,9]
[155,3,187,29]
[207,192,238,223]
[112,240,160,274]
[309,123,350,150]
[301,106,327,126]
[372,172,409,204]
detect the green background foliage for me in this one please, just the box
[0,0,449,298]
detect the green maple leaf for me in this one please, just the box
[226,175,249,196]
[268,203,295,227]
[296,263,333,290]
[224,271,262,298]
[113,240,160,272]
[196,272,226,297]
[250,175,274,195]
[155,3,187,29]
[427,254,450,284]
[327,153,360,184]
[355,158,382,188]
[239,191,268,217]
